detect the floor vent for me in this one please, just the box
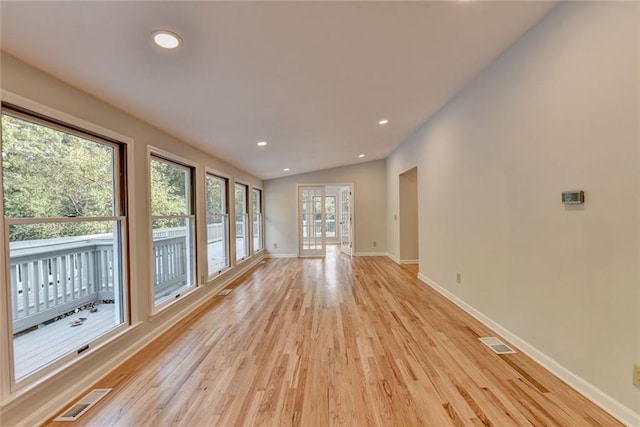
[54,388,112,422]
[479,337,516,355]
[219,288,233,296]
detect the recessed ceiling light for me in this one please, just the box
[257,141,267,146]
[378,119,389,125]
[153,31,182,49]
[283,168,290,172]
[358,154,365,158]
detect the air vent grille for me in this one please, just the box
[479,337,516,354]
[219,288,233,296]
[54,388,112,421]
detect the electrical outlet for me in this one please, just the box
[633,364,640,388]
[456,273,462,284]
[373,241,377,247]
[273,243,278,249]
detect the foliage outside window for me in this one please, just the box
[150,155,196,305]
[206,174,229,276]
[2,110,127,382]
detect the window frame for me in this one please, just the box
[233,181,250,263]
[0,93,133,392]
[148,148,198,311]
[205,171,230,278]
[252,187,264,253]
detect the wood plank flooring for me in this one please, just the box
[45,248,621,426]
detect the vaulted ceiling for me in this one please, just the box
[1,1,556,179]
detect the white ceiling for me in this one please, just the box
[1,1,556,180]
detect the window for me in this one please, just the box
[253,188,263,252]
[2,108,128,382]
[206,173,229,276]
[234,183,249,261]
[149,155,196,305]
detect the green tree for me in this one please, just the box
[206,175,225,220]
[2,114,114,240]
[2,114,194,241]
[150,157,190,229]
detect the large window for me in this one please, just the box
[2,109,127,382]
[235,183,249,261]
[206,173,229,276]
[253,188,263,252]
[150,155,196,305]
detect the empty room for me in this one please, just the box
[0,1,638,425]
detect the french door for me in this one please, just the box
[340,186,352,256]
[298,186,325,256]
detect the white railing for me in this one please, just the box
[151,235,188,298]
[302,219,336,237]
[10,228,202,333]
[9,223,250,333]
[9,236,116,333]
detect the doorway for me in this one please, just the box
[298,186,325,257]
[297,184,353,257]
[399,168,418,264]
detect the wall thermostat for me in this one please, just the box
[562,190,584,204]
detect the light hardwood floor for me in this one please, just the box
[46,248,621,426]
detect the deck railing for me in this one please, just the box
[302,219,336,237]
[8,221,259,333]
[151,235,188,298]
[9,225,216,334]
[10,236,117,333]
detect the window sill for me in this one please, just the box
[151,284,199,315]
[7,321,140,402]
[206,266,233,283]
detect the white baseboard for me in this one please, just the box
[417,273,640,427]
[386,254,418,265]
[10,256,264,427]
[265,253,297,258]
[387,253,400,264]
[354,252,387,257]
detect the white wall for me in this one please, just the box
[387,1,640,420]
[264,160,386,256]
[0,53,264,425]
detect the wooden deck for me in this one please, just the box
[14,303,116,380]
[46,247,621,426]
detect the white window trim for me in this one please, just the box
[147,147,199,313]
[232,180,251,264]
[252,187,264,254]
[204,170,232,280]
[0,91,135,394]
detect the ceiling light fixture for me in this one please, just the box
[283,168,290,172]
[153,30,182,49]
[378,119,389,125]
[358,154,365,158]
[257,141,267,146]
